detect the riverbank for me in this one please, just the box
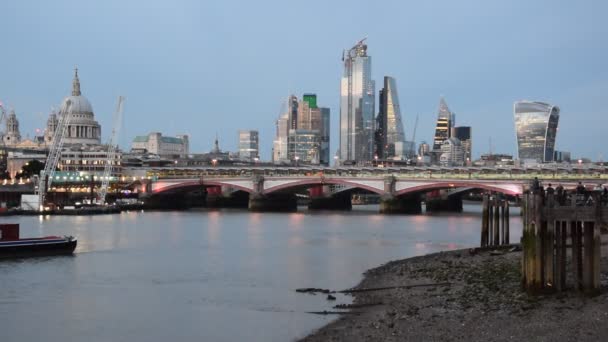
[301,243,608,341]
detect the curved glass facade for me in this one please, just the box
[513,101,560,163]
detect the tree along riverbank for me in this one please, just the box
[300,243,608,341]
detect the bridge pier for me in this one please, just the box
[205,187,249,208]
[308,192,352,211]
[425,195,463,213]
[249,193,297,212]
[379,194,422,214]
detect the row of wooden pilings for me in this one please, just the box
[481,194,510,247]
[521,192,602,293]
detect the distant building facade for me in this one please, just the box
[288,129,321,164]
[272,113,289,163]
[432,97,453,154]
[3,109,22,146]
[514,101,560,163]
[451,126,472,162]
[238,130,259,161]
[339,39,375,162]
[439,138,464,166]
[131,132,189,157]
[272,94,330,165]
[375,76,405,160]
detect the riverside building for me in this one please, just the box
[131,132,190,158]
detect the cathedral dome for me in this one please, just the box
[61,94,93,115]
[48,68,102,145]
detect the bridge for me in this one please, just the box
[128,165,605,212]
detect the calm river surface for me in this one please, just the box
[0,204,521,342]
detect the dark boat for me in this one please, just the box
[0,224,77,259]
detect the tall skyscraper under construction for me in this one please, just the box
[339,38,375,163]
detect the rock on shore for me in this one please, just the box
[300,247,608,342]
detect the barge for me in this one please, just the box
[0,224,77,259]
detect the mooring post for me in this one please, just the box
[493,198,500,246]
[554,220,564,292]
[582,222,594,291]
[571,221,583,291]
[481,195,489,247]
[489,199,494,246]
[533,194,543,290]
[500,201,506,245]
[504,201,510,244]
[544,218,555,289]
[559,221,567,290]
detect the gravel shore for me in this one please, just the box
[300,245,608,342]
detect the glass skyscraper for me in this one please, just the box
[375,76,405,159]
[340,39,375,162]
[514,101,560,163]
[432,97,453,152]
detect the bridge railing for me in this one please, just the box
[145,170,608,182]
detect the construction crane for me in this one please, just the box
[408,114,419,158]
[0,102,7,165]
[98,96,125,205]
[36,101,73,210]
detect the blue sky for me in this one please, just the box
[1,0,607,160]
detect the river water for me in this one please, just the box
[0,204,521,342]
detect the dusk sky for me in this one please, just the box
[1,0,606,160]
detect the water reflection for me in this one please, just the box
[1,204,522,342]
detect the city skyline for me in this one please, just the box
[1,1,607,160]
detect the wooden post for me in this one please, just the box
[504,201,510,244]
[481,195,489,247]
[500,201,506,245]
[534,194,543,290]
[493,198,500,246]
[488,200,494,246]
[571,221,583,291]
[544,219,555,289]
[559,221,567,290]
[554,221,563,292]
[582,222,594,291]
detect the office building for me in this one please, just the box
[131,132,190,158]
[272,113,289,164]
[439,138,464,166]
[375,76,405,159]
[451,126,472,162]
[339,38,375,162]
[288,129,321,164]
[432,97,453,152]
[273,94,330,165]
[238,130,259,161]
[513,101,560,163]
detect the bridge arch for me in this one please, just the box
[262,178,385,195]
[394,181,522,197]
[151,180,254,194]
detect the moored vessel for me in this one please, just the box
[0,224,77,259]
